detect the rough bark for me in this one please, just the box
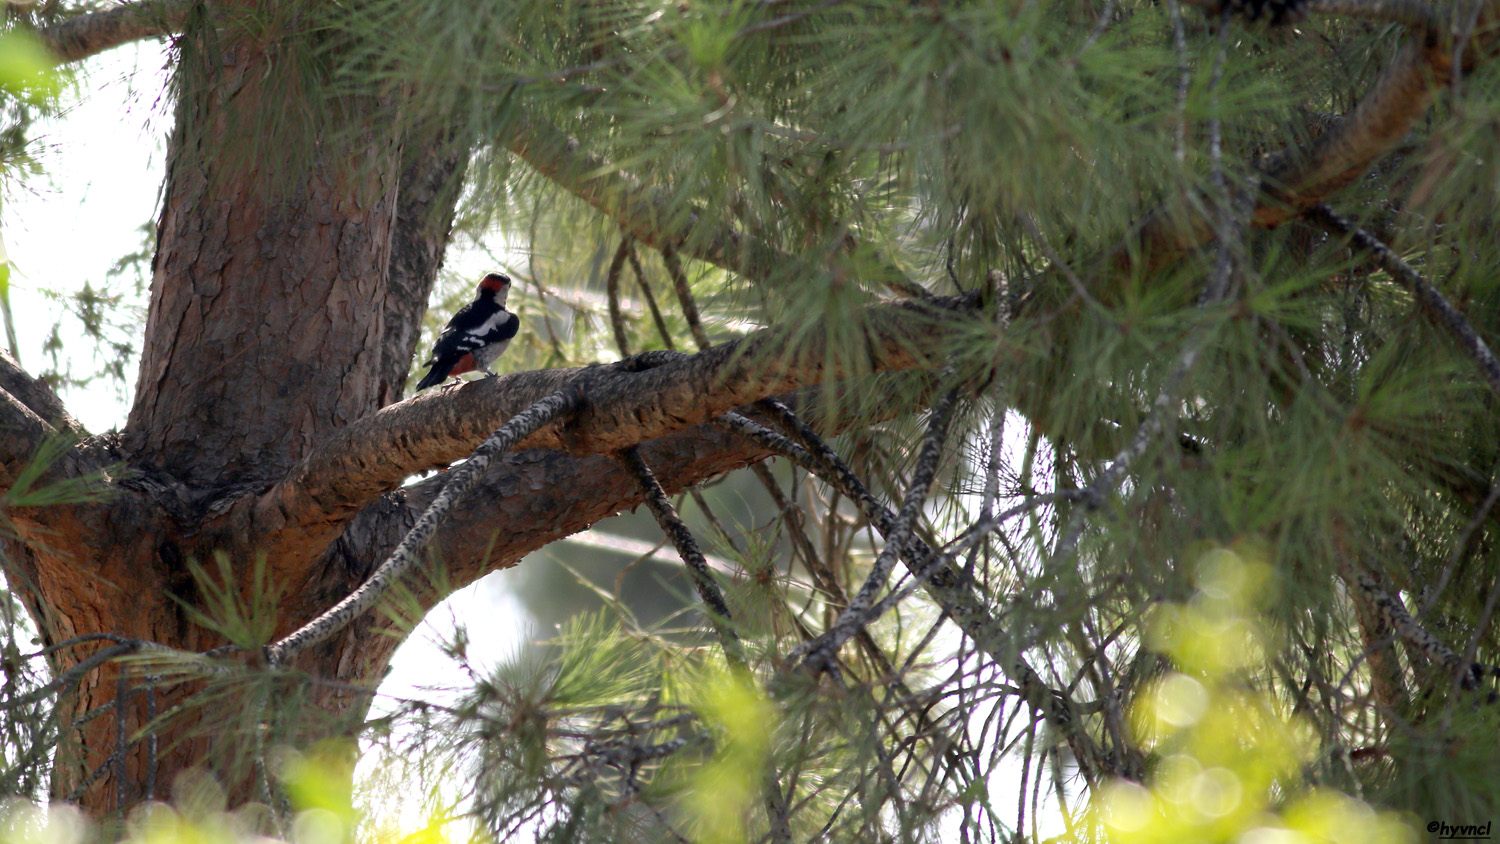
[124,20,403,489]
[20,14,455,810]
[238,293,965,590]
[0,350,86,438]
[0,389,64,488]
[298,388,911,698]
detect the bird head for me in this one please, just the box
[478,272,512,304]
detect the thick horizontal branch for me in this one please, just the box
[425,428,777,597]
[277,407,816,672]
[284,378,930,648]
[236,294,972,581]
[36,0,192,64]
[265,386,583,663]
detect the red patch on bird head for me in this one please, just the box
[479,273,511,294]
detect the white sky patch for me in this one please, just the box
[3,41,168,431]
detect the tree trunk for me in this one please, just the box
[126,43,400,488]
[23,23,455,812]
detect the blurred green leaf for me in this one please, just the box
[0,31,61,105]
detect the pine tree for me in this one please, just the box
[1,0,1498,839]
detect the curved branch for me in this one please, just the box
[290,379,925,638]
[606,237,634,357]
[272,424,777,691]
[36,0,192,64]
[663,246,712,350]
[1257,36,1450,217]
[235,294,973,579]
[1113,31,1454,280]
[620,446,747,668]
[265,386,583,663]
[794,382,960,672]
[429,421,781,584]
[1341,560,1499,692]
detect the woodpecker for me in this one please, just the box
[414,272,521,391]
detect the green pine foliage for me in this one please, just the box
[6,0,1500,840]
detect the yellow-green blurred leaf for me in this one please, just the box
[0,31,62,104]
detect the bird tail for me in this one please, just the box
[415,364,448,391]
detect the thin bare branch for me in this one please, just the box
[607,238,633,357]
[265,385,585,663]
[794,383,960,671]
[732,398,1112,785]
[3,642,139,711]
[626,243,675,350]
[1307,202,1500,398]
[1167,0,1191,164]
[664,247,712,350]
[619,447,747,669]
[113,674,128,812]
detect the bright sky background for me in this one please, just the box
[4,41,165,431]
